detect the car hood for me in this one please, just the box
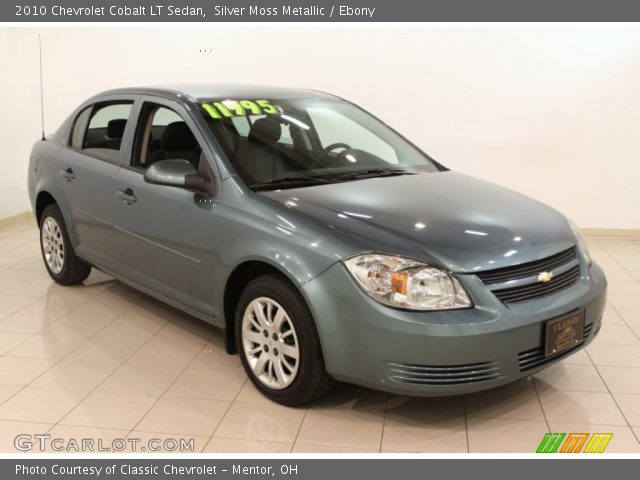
[260,171,576,273]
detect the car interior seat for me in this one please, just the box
[149,121,201,168]
[234,116,291,183]
[105,119,127,150]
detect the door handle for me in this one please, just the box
[59,167,75,181]
[116,188,137,204]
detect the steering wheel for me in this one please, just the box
[319,142,352,161]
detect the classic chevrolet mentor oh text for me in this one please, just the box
[28,85,607,405]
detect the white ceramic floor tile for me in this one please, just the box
[297,407,385,451]
[136,396,230,436]
[0,313,58,334]
[204,437,292,453]
[467,417,548,453]
[533,363,608,392]
[0,295,38,314]
[0,332,31,355]
[598,366,640,394]
[587,344,640,367]
[0,387,87,423]
[97,364,183,396]
[383,410,467,453]
[214,402,305,443]
[30,360,118,391]
[6,334,86,360]
[465,378,545,421]
[538,388,628,425]
[126,340,202,368]
[61,392,158,430]
[617,308,640,326]
[592,323,640,345]
[166,369,246,401]
[66,337,144,364]
[0,356,57,385]
[612,394,640,427]
[0,385,21,404]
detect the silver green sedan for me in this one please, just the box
[28,85,606,405]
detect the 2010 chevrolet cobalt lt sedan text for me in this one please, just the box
[28,85,607,405]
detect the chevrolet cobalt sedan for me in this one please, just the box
[28,85,606,405]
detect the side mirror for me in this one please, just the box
[144,159,213,195]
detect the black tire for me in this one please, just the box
[235,274,334,406]
[39,204,91,285]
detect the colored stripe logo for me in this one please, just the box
[537,433,613,453]
[584,433,614,453]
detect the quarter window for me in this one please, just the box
[70,107,91,149]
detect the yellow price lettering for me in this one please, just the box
[202,99,278,119]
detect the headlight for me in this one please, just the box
[568,219,592,266]
[343,253,472,311]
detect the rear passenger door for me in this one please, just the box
[59,97,137,269]
[111,97,217,317]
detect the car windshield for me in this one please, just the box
[198,97,442,190]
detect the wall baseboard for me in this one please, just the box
[0,211,34,228]
[582,228,640,239]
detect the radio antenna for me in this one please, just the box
[38,34,45,141]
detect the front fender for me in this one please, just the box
[210,177,357,322]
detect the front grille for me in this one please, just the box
[518,322,593,372]
[386,360,502,385]
[492,264,581,303]
[476,247,577,285]
[475,247,580,304]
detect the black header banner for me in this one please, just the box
[4,0,640,22]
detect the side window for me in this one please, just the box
[69,102,132,162]
[70,107,91,148]
[133,103,203,170]
[83,103,133,154]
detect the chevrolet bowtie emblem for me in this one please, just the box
[537,271,554,283]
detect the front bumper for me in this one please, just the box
[302,260,607,396]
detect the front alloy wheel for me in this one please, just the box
[236,274,334,406]
[241,297,300,389]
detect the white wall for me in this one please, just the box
[2,26,639,229]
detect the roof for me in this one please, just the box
[93,84,339,103]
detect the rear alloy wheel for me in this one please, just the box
[41,216,65,274]
[236,274,334,406]
[39,204,91,285]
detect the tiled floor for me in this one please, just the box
[0,219,639,453]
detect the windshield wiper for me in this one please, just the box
[249,176,331,191]
[329,168,414,182]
